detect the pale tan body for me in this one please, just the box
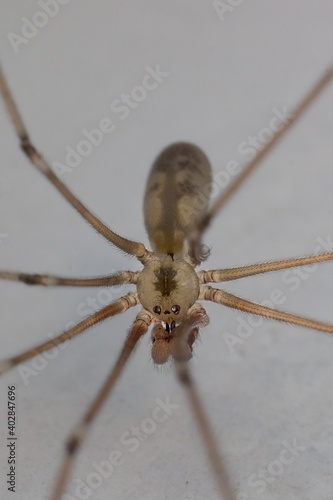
[0,63,333,500]
[144,142,211,258]
[138,142,211,329]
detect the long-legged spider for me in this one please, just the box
[1,58,333,500]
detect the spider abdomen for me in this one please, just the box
[143,142,212,258]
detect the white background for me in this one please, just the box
[0,2,333,499]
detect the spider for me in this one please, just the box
[0,62,332,500]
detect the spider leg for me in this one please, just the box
[150,305,235,498]
[199,252,333,283]
[0,269,138,287]
[50,308,152,500]
[174,305,235,499]
[177,362,235,500]
[0,292,139,375]
[200,286,333,334]
[193,66,333,243]
[0,63,152,264]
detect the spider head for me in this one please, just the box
[137,257,200,327]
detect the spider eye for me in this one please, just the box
[153,305,161,315]
[171,305,180,315]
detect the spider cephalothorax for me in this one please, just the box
[137,254,200,325]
